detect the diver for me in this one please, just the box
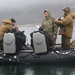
[10,18,27,51]
[11,25,27,51]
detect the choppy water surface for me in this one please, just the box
[1,25,75,75]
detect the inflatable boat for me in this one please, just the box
[0,32,75,64]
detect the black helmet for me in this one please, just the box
[10,18,16,23]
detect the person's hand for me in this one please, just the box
[53,20,58,23]
[53,35,57,39]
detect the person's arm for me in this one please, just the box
[52,17,58,39]
[7,25,13,32]
[53,24,58,39]
[54,16,72,26]
[41,20,45,28]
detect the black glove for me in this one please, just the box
[39,27,44,31]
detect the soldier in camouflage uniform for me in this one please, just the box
[42,10,58,46]
[54,7,73,49]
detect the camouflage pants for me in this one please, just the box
[62,35,71,48]
[53,39,56,45]
[48,33,56,46]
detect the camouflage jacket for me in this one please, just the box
[42,16,57,39]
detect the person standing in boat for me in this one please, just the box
[54,7,73,49]
[41,10,58,46]
[0,19,13,49]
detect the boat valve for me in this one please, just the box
[3,54,6,56]
[14,56,17,59]
[9,58,12,61]
[0,57,2,59]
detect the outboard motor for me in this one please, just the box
[33,32,47,54]
[3,33,16,54]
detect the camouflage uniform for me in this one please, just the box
[42,10,58,45]
[54,7,73,48]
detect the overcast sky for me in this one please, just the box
[0,0,75,25]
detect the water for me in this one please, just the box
[1,25,75,75]
[19,25,75,44]
[19,25,38,44]
[0,64,75,75]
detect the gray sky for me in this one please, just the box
[0,0,75,25]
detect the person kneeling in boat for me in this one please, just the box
[0,19,13,50]
[11,26,27,51]
[41,9,58,47]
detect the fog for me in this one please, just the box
[0,0,75,25]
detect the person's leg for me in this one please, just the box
[44,33,53,50]
[65,36,70,48]
[61,35,65,48]
[62,35,70,48]
[53,39,56,46]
